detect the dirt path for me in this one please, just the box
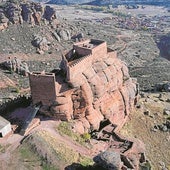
[0,118,92,170]
[0,134,23,170]
[0,105,107,170]
[35,119,92,156]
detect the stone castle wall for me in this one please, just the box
[66,40,108,83]
[68,54,93,84]
[29,72,56,105]
[73,45,92,57]
[91,41,107,60]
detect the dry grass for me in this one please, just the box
[120,93,170,170]
[24,130,94,169]
[38,130,80,164]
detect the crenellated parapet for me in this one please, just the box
[60,39,109,84]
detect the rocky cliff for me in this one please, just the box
[31,40,139,134]
[86,0,170,6]
[0,1,56,31]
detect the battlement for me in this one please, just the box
[73,39,105,50]
[73,39,107,59]
[61,39,108,81]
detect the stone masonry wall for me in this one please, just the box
[73,45,92,57]
[29,72,56,105]
[92,41,107,60]
[68,54,93,84]
[66,41,107,83]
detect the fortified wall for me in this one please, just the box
[29,72,57,105]
[62,39,108,83]
[29,39,138,132]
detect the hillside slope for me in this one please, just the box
[45,0,170,6]
[47,0,93,5]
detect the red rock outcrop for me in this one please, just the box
[0,9,8,31]
[0,1,57,30]
[29,39,139,134]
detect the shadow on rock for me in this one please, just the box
[65,163,106,170]
[156,34,170,60]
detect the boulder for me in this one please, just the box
[48,50,138,131]
[0,1,57,29]
[93,151,122,170]
[52,32,61,42]
[0,22,8,31]
[43,5,56,21]
[32,35,49,52]
[163,109,170,116]
[3,57,29,76]
[57,29,71,41]
[21,2,43,25]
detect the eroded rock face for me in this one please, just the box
[29,39,138,133]
[29,39,143,170]
[51,54,137,133]
[29,40,137,134]
[32,35,50,54]
[3,57,29,76]
[0,8,8,30]
[0,1,57,30]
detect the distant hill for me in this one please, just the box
[46,0,93,5]
[86,0,170,6]
[44,0,170,6]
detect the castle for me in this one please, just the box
[29,39,138,133]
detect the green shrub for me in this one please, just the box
[79,155,94,167]
[15,87,20,93]
[0,144,5,153]
[57,122,91,145]
[42,164,58,170]
[81,133,91,142]
[57,122,72,137]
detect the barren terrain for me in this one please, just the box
[0,2,170,170]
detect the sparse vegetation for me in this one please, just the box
[15,87,20,93]
[42,164,58,170]
[19,144,40,162]
[57,121,72,136]
[78,5,129,17]
[10,87,20,93]
[79,155,94,167]
[57,122,91,145]
[19,143,58,170]
[0,144,5,153]
[81,133,91,142]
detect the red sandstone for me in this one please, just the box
[29,39,139,133]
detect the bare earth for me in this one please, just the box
[121,92,170,170]
[0,4,170,170]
